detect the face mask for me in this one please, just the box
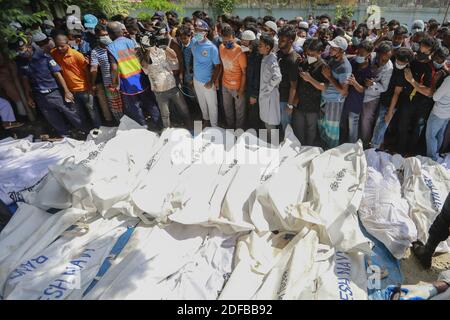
[395,61,407,69]
[307,56,318,64]
[416,51,430,61]
[320,23,330,29]
[433,61,444,69]
[387,30,394,38]
[392,43,402,49]
[99,36,113,46]
[355,55,366,64]
[411,42,420,52]
[194,32,206,42]
[224,41,234,49]
[241,45,250,53]
[352,36,361,46]
[44,28,52,36]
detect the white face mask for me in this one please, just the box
[307,56,318,64]
[395,62,407,70]
[241,45,250,53]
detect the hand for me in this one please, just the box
[384,111,394,124]
[404,67,413,83]
[285,106,293,115]
[321,65,332,79]
[386,284,438,300]
[249,97,257,105]
[204,81,213,89]
[300,71,313,83]
[27,96,36,108]
[365,78,374,87]
[64,91,75,103]
[347,74,357,86]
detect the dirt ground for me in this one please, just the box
[401,248,450,284]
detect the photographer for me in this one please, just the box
[138,24,193,130]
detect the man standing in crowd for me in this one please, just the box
[292,38,327,146]
[219,24,247,130]
[320,36,351,148]
[277,25,299,132]
[139,35,193,130]
[359,41,393,148]
[191,19,221,127]
[258,34,282,142]
[106,21,160,127]
[51,34,101,129]
[90,24,121,123]
[17,36,87,136]
[240,29,263,131]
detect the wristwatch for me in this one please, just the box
[287,104,294,109]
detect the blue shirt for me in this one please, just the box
[18,46,61,92]
[322,56,352,103]
[191,39,220,84]
[181,41,194,82]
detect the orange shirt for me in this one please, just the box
[51,47,88,92]
[219,44,247,90]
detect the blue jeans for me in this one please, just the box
[348,112,360,143]
[426,113,449,160]
[371,104,395,149]
[73,91,101,129]
[280,101,292,132]
[121,89,160,126]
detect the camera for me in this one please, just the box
[136,21,169,49]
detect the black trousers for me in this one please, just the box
[429,192,450,242]
[397,99,432,155]
[291,108,319,146]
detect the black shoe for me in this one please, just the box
[412,241,433,269]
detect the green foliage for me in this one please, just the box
[334,4,355,20]
[209,0,235,17]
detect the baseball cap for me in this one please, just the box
[195,19,209,31]
[298,21,309,30]
[328,36,348,51]
[32,31,48,43]
[83,14,98,29]
[152,11,165,20]
[265,21,278,34]
[411,20,425,33]
[43,19,55,28]
[241,30,256,41]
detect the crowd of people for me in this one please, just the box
[2,10,450,159]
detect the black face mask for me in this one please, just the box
[416,51,430,61]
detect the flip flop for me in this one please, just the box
[3,122,24,130]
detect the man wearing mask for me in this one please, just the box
[191,19,221,127]
[42,19,55,38]
[397,36,436,155]
[277,25,299,132]
[391,26,408,53]
[219,24,247,130]
[106,21,160,127]
[138,33,193,130]
[293,38,327,146]
[359,41,393,148]
[340,40,374,144]
[320,36,352,149]
[178,24,197,110]
[425,47,450,160]
[17,37,88,136]
[293,21,309,52]
[263,21,279,50]
[51,34,101,129]
[371,48,414,150]
[241,29,263,131]
[90,25,118,124]
[386,19,400,40]
[83,14,99,50]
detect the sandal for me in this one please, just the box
[3,122,24,130]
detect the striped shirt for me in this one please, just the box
[90,47,112,86]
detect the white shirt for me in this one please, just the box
[431,76,450,119]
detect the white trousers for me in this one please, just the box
[0,98,16,122]
[193,78,218,127]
